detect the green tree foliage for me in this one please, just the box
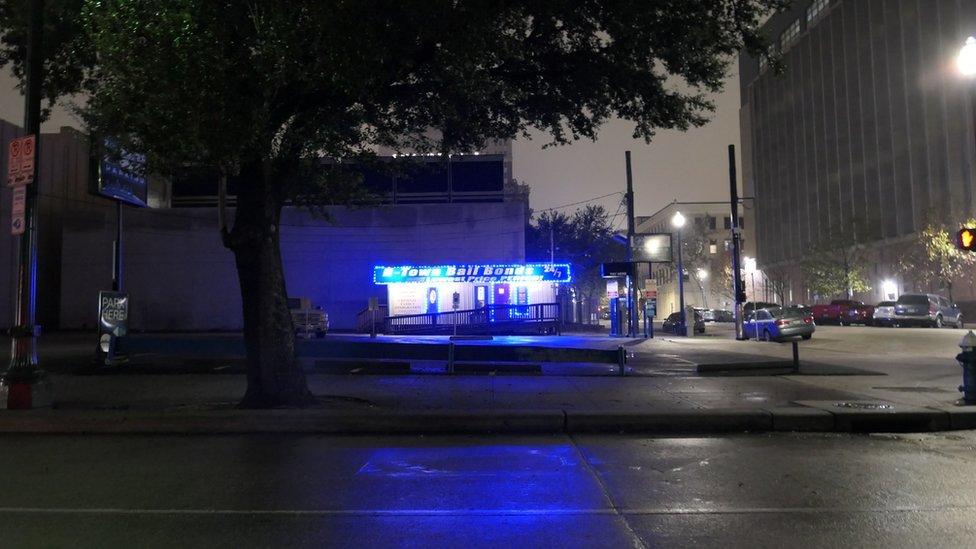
[899,218,976,301]
[801,229,871,300]
[0,0,784,406]
[526,205,624,322]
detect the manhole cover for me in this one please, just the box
[834,401,893,410]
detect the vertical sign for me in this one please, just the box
[10,186,26,235]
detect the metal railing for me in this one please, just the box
[384,302,561,335]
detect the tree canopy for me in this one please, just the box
[0,0,785,406]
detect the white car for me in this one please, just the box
[873,301,896,327]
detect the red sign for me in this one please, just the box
[7,135,36,187]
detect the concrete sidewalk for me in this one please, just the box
[1,331,973,435]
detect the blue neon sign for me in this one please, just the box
[373,263,571,285]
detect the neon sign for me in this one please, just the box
[374,263,571,284]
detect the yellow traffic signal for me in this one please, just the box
[959,228,976,251]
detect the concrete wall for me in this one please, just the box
[60,201,525,331]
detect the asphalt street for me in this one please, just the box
[671,323,968,407]
[2,431,976,548]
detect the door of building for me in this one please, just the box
[493,284,510,321]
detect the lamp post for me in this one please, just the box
[696,268,709,309]
[744,256,758,341]
[672,211,686,335]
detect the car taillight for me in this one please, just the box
[776,319,789,326]
[930,304,937,314]
[804,316,812,324]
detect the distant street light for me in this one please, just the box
[672,211,687,334]
[958,37,976,77]
[696,268,709,309]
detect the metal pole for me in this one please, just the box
[625,151,636,337]
[728,145,747,340]
[676,226,686,335]
[113,200,123,292]
[5,0,44,402]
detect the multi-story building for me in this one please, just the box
[636,201,756,315]
[740,0,976,304]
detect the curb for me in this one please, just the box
[1,404,974,435]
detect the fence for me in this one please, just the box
[384,302,561,335]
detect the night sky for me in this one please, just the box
[1,62,743,225]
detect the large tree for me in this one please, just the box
[801,229,871,301]
[899,218,976,301]
[526,205,624,322]
[1,0,783,407]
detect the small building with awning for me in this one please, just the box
[372,262,571,334]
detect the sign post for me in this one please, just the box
[452,291,460,336]
[368,297,379,338]
[3,0,46,410]
[98,291,129,365]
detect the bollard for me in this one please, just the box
[447,341,455,375]
[617,345,626,376]
[791,340,800,373]
[957,331,976,404]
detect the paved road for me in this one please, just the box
[1,432,975,548]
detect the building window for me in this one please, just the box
[708,216,716,230]
[724,216,731,230]
[709,240,717,254]
[780,19,800,51]
[739,217,745,229]
[807,0,829,25]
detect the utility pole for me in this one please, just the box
[549,219,554,264]
[4,0,47,408]
[728,144,747,341]
[625,151,636,338]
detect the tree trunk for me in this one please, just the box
[226,161,313,408]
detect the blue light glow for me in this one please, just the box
[374,263,572,285]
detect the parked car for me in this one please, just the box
[784,305,814,325]
[872,301,897,327]
[894,294,963,328]
[288,297,329,338]
[711,309,734,323]
[811,299,872,325]
[662,311,706,334]
[744,301,780,313]
[744,306,815,342]
[696,308,716,322]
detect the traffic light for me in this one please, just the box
[959,228,976,251]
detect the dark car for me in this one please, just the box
[711,309,734,323]
[894,294,963,328]
[744,306,815,342]
[744,301,780,313]
[784,305,814,325]
[662,311,706,334]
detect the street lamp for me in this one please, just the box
[958,37,976,76]
[744,256,758,341]
[672,211,686,335]
[696,268,709,309]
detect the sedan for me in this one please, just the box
[744,307,815,342]
[873,301,897,327]
[663,311,706,335]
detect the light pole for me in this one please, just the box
[959,38,976,227]
[744,256,758,341]
[696,268,709,309]
[672,211,686,335]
